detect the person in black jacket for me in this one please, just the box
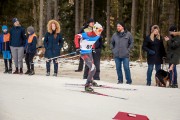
[164,26,180,88]
[142,25,166,86]
[10,18,26,74]
[0,25,12,73]
[44,20,63,76]
[24,26,37,75]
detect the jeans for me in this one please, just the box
[114,57,132,84]
[46,58,58,73]
[147,64,161,85]
[169,64,177,85]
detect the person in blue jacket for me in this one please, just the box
[0,25,12,73]
[10,18,27,74]
[24,26,37,75]
[44,20,63,76]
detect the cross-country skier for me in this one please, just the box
[74,22,103,92]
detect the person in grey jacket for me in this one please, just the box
[110,22,134,84]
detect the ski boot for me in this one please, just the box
[85,84,94,92]
[91,81,99,87]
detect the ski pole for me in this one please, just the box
[57,54,80,63]
[46,51,77,61]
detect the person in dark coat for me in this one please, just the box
[0,25,12,73]
[44,20,63,76]
[164,26,180,88]
[142,25,166,86]
[24,26,37,75]
[10,18,26,74]
[75,18,94,72]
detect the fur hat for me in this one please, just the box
[150,25,160,41]
[47,20,61,34]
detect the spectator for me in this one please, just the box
[44,20,63,77]
[142,25,166,86]
[164,26,180,88]
[10,18,26,74]
[110,22,133,84]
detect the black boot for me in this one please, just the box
[25,70,30,74]
[4,68,8,73]
[13,67,19,74]
[29,70,35,75]
[4,59,8,73]
[19,68,23,74]
[8,68,12,74]
[8,59,12,74]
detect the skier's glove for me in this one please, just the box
[76,49,81,54]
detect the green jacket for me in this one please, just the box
[167,36,180,65]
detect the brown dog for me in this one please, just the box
[155,69,170,87]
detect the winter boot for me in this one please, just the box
[25,70,31,74]
[8,68,12,74]
[13,67,19,74]
[53,73,57,77]
[4,68,8,73]
[85,84,94,92]
[29,70,35,75]
[19,68,23,74]
[46,72,50,76]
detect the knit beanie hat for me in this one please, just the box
[2,25,8,31]
[87,18,94,24]
[169,25,177,32]
[12,18,19,24]
[27,26,35,34]
[117,21,125,28]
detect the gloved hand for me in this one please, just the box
[92,49,96,53]
[148,50,155,55]
[76,49,81,54]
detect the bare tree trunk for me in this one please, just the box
[33,0,38,32]
[75,0,80,34]
[146,0,151,35]
[91,0,94,19]
[169,0,176,26]
[131,0,137,37]
[80,0,84,28]
[107,0,110,45]
[54,0,58,20]
[39,0,44,46]
[139,0,146,63]
[47,0,52,22]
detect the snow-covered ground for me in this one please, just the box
[0,73,180,120]
[0,58,180,120]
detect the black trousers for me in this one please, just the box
[4,59,12,70]
[83,49,101,80]
[77,57,84,71]
[46,58,58,73]
[25,53,35,71]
